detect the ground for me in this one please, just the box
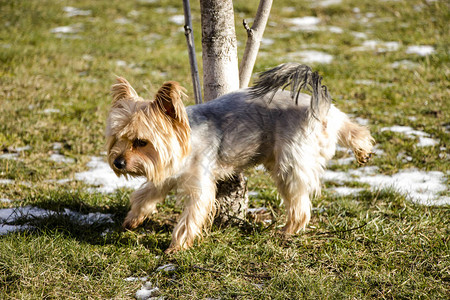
[0,0,449,299]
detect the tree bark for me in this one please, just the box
[200,0,240,101]
[199,0,248,224]
[239,0,273,88]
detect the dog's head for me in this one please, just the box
[106,77,190,184]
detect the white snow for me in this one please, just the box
[391,60,420,69]
[248,191,260,197]
[0,205,114,235]
[328,26,344,34]
[169,15,185,26]
[330,187,364,196]
[311,0,342,7]
[50,153,75,164]
[42,108,61,114]
[63,7,91,17]
[0,179,14,185]
[114,18,132,25]
[352,40,400,52]
[285,50,333,64]
[286,16,321,31]
[248,207,268,214]
[406,45,435,56]
[351,31,368,39]
[324,167,449,206]
[75,156,146,193]
[124,276,149,282]
[261,38,275,46]
[156,264,177,272]
[0,153,19,160]
[381,125,439,147]
[50,24,83,34]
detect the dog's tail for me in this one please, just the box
[249,63,332,120]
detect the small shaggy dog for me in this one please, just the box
[106,63,374,252]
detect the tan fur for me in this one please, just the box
[338,119,375,165]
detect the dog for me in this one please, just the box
[106,63,374,253]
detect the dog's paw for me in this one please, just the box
[282,211,310,234]
[355,150,373,165]
[122,214,145,230]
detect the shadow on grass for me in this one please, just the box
[3,188,175,252]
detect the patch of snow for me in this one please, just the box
[381,125,439,147]
[355,80,394,87]
[42,108,61,114]
[328,26,344,34]
[416,137,439,147]
[254,165,265,171]
[355,79,376,85]
[15,146,32,152]
[324,167,449,206]
[124,276,149,282]
[248,191,260,197]
[287,16,321,31]
[136,286,160,300]
[115,18,132,25]
[128,10,141,17]
[116,60,128,67]
[282,7,295,13]
[50,24,83,34]
[351,31,368,39]
[311,0,342,7]
[329,157,355,166]
[0,205,114,235]
[330,187,364,196]
[0,179,14,185]
[169,15,185,25]
[285,50,333,64]
[156,264,177,272]
[355,117,370,126]
[352,40,400,52]
[63,6,91,17]
[53,142,63,150]
[261,38,275,46]
[0,153,19,160]
[75,156,146,193]
[406,45,435,56]
[391,60,420,69]
[248,207,267,214]
[155,7,178,14]
[50,154,75,164]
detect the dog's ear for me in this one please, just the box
[154,81,187,121]
[111,77,140,103]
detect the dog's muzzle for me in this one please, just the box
[113,156,126,170]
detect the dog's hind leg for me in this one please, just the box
[275,174,312,234]
[167,170,216,253]
[123,180,174,230]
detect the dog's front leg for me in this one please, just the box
[123,180,174,230]
[166,173,216,253]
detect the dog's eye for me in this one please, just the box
[133,139,148,148]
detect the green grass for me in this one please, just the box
[0,0,449,298]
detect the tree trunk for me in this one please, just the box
[200,0,240,101]
[199,0,248,224]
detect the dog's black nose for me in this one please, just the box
[113,156,126,170]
